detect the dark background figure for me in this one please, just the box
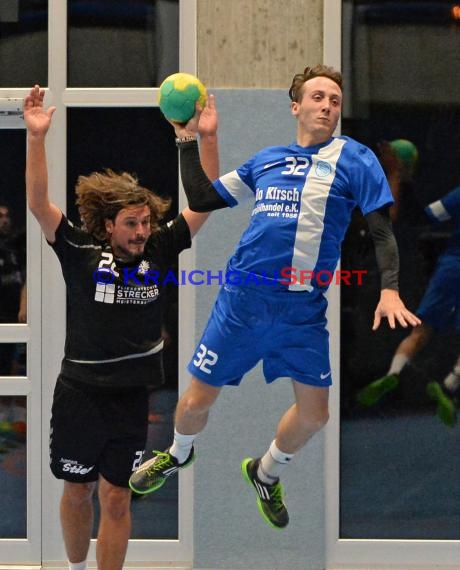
[341,127,460,417]
[340,138,429,412]
[0,200,27,458]
[356,185,460,427]
[0,201,27,375]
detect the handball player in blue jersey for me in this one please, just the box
[130,65,420,529]
[357,186,460,427]
[23,86,218,570]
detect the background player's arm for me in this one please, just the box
[365,207,421,330]
[24,85,61,243]
[424,187,460,225]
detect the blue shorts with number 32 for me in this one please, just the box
[187,283,332,388]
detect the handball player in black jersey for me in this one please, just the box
[23,85,219,570]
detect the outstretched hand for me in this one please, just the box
[372,289,421,330]
[23,85,56,137]
[170,93,218,139]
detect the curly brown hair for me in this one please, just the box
[289,64,343,103]
[75,169,171,241]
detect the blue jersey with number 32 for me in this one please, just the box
[214,136,393,291]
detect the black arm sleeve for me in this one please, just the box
[178,140,228,212]
[365,206,399,291]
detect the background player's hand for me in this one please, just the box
[23,85,56,138]
[171,94,218,139]
[372,289,421,330]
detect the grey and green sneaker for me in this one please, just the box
[426,382,457,428]
[241,457,289,529]
[129,447,195,495]
[356,373,399,407]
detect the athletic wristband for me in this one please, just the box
[175,135,197,145]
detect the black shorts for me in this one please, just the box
[49,375,149,487]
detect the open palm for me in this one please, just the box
[23,85,56,136]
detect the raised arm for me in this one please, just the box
[23,85,61,242]
[365,207,421,330]
[172,94,227,237]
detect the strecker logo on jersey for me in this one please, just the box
[115,285,159,304]
[93,252,160,304]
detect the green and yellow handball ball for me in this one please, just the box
[158,72,207,123]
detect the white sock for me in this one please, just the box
[68,561,87,570]
[169,429,197,464]
[443,366,460,393]
[388,354,409,376]
[258,440,295,484]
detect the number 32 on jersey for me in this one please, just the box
[281,156,309,176]
[193,344,218,374]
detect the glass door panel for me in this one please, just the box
[0,126,41,563]
[67,0,179,87]
[340,0,460,544]
[0,394,27,538]
[0,0,48,87]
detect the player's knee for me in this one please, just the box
[62,482,95,509]
[178,382,219,417]
[301,408,329,433]
[99,486,130,521]
[179,392,213,416]
[313,410,329,431]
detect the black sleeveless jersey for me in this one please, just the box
[50,213,191,389]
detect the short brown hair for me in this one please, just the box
[289,64,343,103]
[75,169,171,241]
